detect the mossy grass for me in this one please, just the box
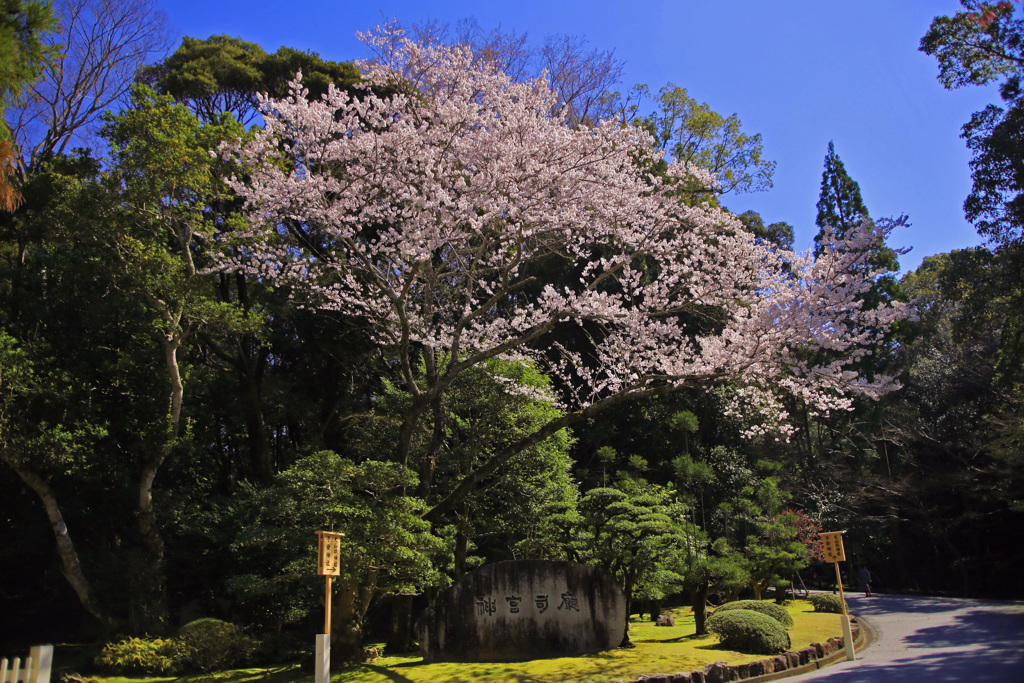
[87,600,843,683]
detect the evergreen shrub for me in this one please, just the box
[176,618,256,672]
[94,636,181,675]
[809,593,847,614]
[706,609,791,654]
[713,599,794,627]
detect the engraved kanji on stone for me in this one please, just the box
[558,591,580,612]
[476,596,497,616]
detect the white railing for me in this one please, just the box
[0,646,53,683]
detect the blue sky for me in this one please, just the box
[156,0,1013,272]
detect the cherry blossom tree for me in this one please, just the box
[219,27,908,523]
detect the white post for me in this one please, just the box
[315,634,330,683]
[8,657,21,683]
[29,647,53,683]
[841,614,856,660]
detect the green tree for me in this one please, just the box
[222,451,444,662]
[0,0,56,209]
[921,1,1024,244]
[878,250,1024,595]
[0,0,55,131]
[736,210,794,252]
[734,479,807,602]
[0,330,116,630]
[814,141,870,247]
[138,35,362,126]
[626,84,775,200]
[574,479,687,645]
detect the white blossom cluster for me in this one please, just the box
[217,27,908,434]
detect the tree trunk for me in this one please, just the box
[135,335,186,632]
[10,461,118,633]
[454,529,468,578]
[332,570,378,663]
[690,583,709,636]
[620,576,635,648]
[240,353,273,483]
[385,595,417,654]
[648,598,662,622]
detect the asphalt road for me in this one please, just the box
[788,592,1024,682]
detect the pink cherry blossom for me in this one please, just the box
[216,27,909,514]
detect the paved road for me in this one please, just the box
[788,593,1024,682]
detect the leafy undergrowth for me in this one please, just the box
[90,600,843,683]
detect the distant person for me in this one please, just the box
[858,567,872,596]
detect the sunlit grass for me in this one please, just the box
[89,599,842,683]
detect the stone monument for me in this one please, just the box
[416,560,626,662]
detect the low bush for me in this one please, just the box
[809,593,847,614]
[706,609,791,655]
[713,600,794,627]
[94,636,181,675]
[175,618,256,672]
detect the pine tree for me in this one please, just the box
[814,141,870,253]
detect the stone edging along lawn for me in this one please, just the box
[587,615,871,683]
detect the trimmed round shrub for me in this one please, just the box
[175,618,255,672]
[706,609,791,655]
[713,599,794,627]
[95,636,181,675]
[809,593,847,614]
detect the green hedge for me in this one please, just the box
[175,618,256,672]
[712,599,794,627]
[95,618,255,675]
[94,637,181,675]
[809,593,847,614]
[706,609,791,655]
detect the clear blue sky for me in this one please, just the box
[156,0,1014,273]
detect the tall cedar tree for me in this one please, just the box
[814,141,869,252]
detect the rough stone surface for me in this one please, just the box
[671,673,692,682]
[656,613,676,627]
[703,661,728,683]
[416,560,626,662]
[689,672,705,683]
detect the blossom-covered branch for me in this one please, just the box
[217,27,908,508]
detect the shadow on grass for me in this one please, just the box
[634,633,717,645]
[175,665,304,683]
[358,665,414,683]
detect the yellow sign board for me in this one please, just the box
[820,531,846,563]
[316,530,344,576]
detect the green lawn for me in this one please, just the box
[90,600,843,683]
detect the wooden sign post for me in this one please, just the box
[314,531,343,683]
[819,531,856,661]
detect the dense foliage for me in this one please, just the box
[706,609,791,654]
[713,600,794,628]
[808,593,847,614]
